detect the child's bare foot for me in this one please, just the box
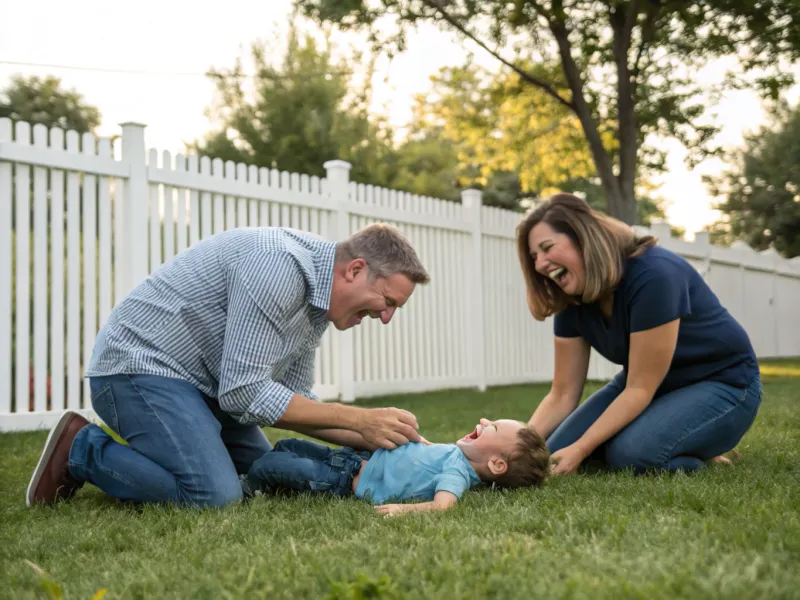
[708,449,742,465]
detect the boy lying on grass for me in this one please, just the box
[240,418,550,515]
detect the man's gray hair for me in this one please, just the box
[336,223,430,284]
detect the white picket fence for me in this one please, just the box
[1,119,799,432]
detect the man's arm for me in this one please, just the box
[275,394,421,450]
[375,491,458,516]
[287,424,377,451]
[277,339,320,401]
[217,251,318,425]
[276,342,376,450]
[217,251,424,450]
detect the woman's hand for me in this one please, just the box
[549,443,590,476]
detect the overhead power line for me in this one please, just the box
[0,60,352,79]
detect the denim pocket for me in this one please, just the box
[309,480,334,492]
[91,382,120,434]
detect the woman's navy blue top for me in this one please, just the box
[554,245,759,396]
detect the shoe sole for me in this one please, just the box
[25,410,82,507]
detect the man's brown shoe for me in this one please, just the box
[26,410,90,506]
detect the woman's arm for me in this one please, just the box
[551,318,679,474]
[529,335,591,438]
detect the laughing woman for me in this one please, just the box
[518,193,761,476]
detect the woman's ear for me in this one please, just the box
[487,456,508,476]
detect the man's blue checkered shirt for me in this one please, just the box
[86,227,337,427]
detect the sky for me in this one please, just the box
[2,0,798,239]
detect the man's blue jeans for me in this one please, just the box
[68,374,273,507]
[547,372,762,473]
[241,438,369,498]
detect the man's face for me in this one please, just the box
[327,259,416,331]
[456,418,524,468]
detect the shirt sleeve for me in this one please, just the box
[217,250,309,426]
[626,260,692,333]
[554,306,580,338]
[277,347,318,401]
[434,464,473,499]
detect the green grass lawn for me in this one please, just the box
[2,361,799,599]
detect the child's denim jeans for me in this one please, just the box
[241,438,371,498]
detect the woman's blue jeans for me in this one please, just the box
[546,372,762,473]
[67,374,273,507]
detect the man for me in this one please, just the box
[27,223,430,508]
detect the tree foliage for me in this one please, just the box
[193,25,473,204]
[408,62,597,198]
[191,26,396,184]
[408,61,673,223]
[0,75,101,134]
[704,101,800,258]
[295,0,800,224]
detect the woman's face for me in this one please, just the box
[528,221,586,297]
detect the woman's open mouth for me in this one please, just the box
[548,267,567,284]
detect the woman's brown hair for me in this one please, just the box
[516,193,657,321]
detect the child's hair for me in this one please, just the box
[493,425,550,489]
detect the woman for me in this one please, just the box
[518,193,762,476]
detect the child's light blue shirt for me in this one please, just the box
[354,442,482,505]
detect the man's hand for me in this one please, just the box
[356,407,423,450]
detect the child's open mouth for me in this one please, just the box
[461,424,484,442]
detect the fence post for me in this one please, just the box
[461,189,487,392]
[117,123,149,302]
[650,220,672,243]
[324,160,355,402]
[694,231,711,280]
[0,119,10,416]
[761,248,781,357]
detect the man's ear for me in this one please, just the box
[345,258,366,282]
[487,456,508,476]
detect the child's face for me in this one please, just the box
[456,418,524,477]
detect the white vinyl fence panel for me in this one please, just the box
[1,118,799,432]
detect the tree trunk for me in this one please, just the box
[550,22,627,221]
[612,2,640,226]
[619,181,638,225]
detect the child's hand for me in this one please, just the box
[376,504,411,517]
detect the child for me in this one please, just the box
[240,418,550,515]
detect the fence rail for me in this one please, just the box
[2,118,800,432]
